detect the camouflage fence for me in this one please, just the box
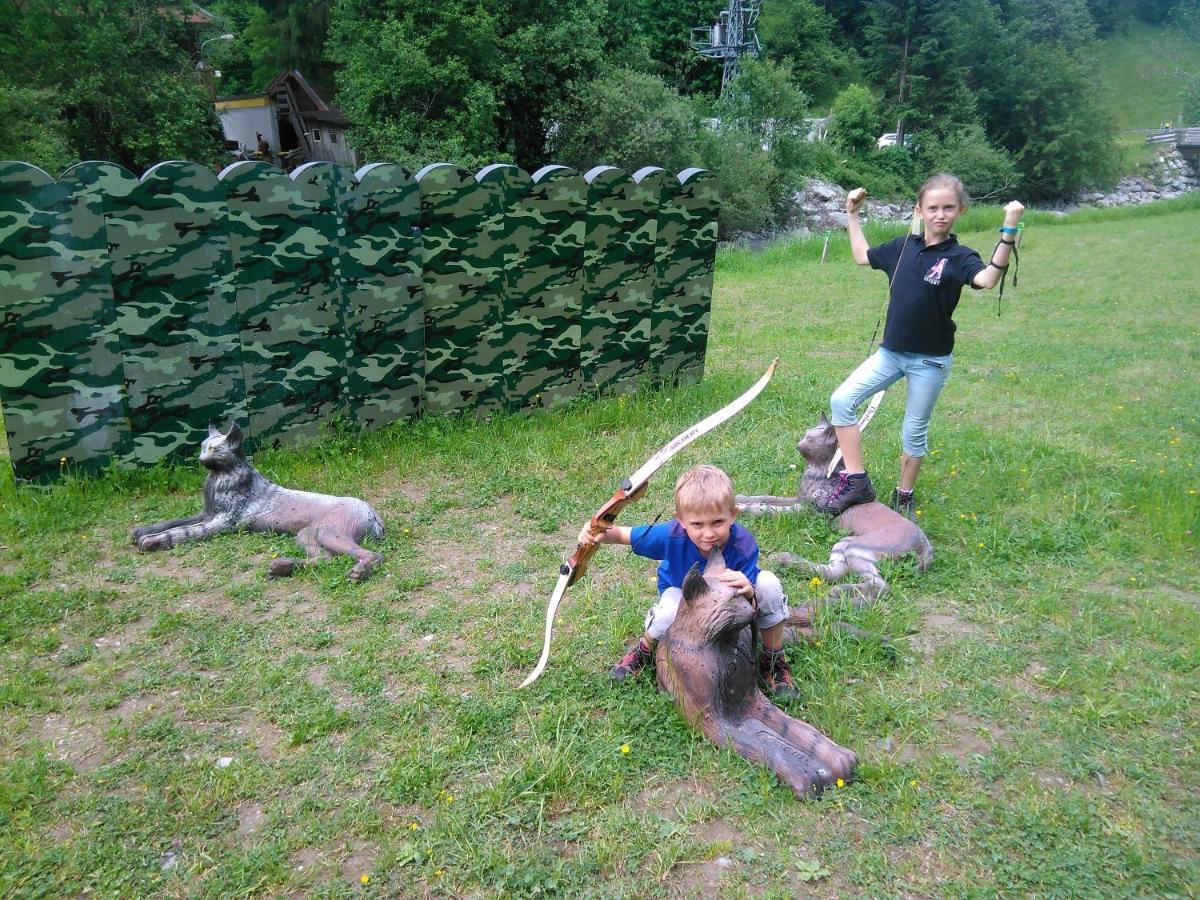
[0,159,719,483]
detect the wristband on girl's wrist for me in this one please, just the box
[999,225,1018,235]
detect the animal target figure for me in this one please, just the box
[132,423,384,582]
[656,550,857,797]
[737,415,932,609]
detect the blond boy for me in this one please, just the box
[578,464,798,698]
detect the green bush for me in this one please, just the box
[917,124,1018,201]
[697,127,779,238]
[550,68,698,173]
[826,83,881,156]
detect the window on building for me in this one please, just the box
[329,130,339,145]
[312,128,322,143]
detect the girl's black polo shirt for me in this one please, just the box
[866,234,986,355]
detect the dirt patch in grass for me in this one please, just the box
[941,713,1013,759]
[663,819,750,897]
[237,802,267,840]
[305,664,362,712]
[338,842,381,885]
[909,612,981,660]
[234,712,289,762]
[32,711,109,773]
[634,775,718,822]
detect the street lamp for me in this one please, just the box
[200,33,235,54]
[195,34,234,100]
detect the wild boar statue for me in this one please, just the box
[655,550,857,797]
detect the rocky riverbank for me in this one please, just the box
[726,146,1198,249]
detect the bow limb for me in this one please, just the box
[520,359,779,689]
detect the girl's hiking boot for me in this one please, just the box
[816,471,876,515]
[610,638,654,681]
[758,647,800,700]
[890,487,916,521]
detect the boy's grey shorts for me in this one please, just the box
[643,570,788,641]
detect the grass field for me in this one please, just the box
[1,199,1198,897]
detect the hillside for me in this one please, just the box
[1099,20,1200,130]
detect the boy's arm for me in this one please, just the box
[577,522,632,547]
[972,200,1025,289]
[846,187,871,266]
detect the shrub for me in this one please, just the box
[826,84,881,156]
[917,125,1018,200]
[550,68,698,173]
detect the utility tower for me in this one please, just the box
[691,0,762,95]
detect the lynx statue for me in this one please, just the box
[132,423,384,582]
[736,415,932,611]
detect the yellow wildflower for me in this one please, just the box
[360,874,370,884]
[809,576,822,587]
[620,744,631,754]
[836,778,844,788]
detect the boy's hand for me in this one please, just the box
[718,570,754,599]
[1003,200,1024,226]
[577,521,609,547]
[847,187,867,214]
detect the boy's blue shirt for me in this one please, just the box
[629,520,761,593]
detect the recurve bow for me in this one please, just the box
[520,358,780,688]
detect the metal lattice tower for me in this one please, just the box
[691,0,762,94]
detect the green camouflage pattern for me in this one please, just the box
[649,169,692,386]
[0,161,131,482]
[581,166,655,395]
[665,169,720,385]
[492,165,586,409]
[0,158,719,482]
[417,164,503,416]
[473,164,530,411]
[224,160,349,450]
[101,160,245,465]
[631,167,676,384]
[341,163,425,430]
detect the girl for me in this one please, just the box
[819,174,1024,517]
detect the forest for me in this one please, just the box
[2,0,1198,233]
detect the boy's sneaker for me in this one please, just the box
[816,471,876,515]
[758,647,800,700]
[610,638,654,681]
[890,488,916,521]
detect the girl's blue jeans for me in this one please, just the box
[830,347,953,458]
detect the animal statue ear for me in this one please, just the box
[702,547,727,577]
[208,422,221,438]
[681,562,705,605]
[818,412,830,428]
[225,421,244,446]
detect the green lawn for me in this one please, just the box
[1,199,1198,897]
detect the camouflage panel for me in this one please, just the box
[582,166,655,395]
[103,161,244,465]
[222,160,349,450]
[632,167,676,384]
[669,168,721,386]
[500,164,587,409]
[416,164,504,416]
[342,163,424,430]
[650,169,694,387]
[0,161,131,482]
[474,164,531,412]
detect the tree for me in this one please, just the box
[826,83,881,155]
[0,0,225,172]
[551,67,699,172]
[996,44,1119,198]
[758,0,844,104]
[0,82,75,175]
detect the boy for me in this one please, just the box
[578,464,798,698]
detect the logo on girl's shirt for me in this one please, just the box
[924,258,948,285]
